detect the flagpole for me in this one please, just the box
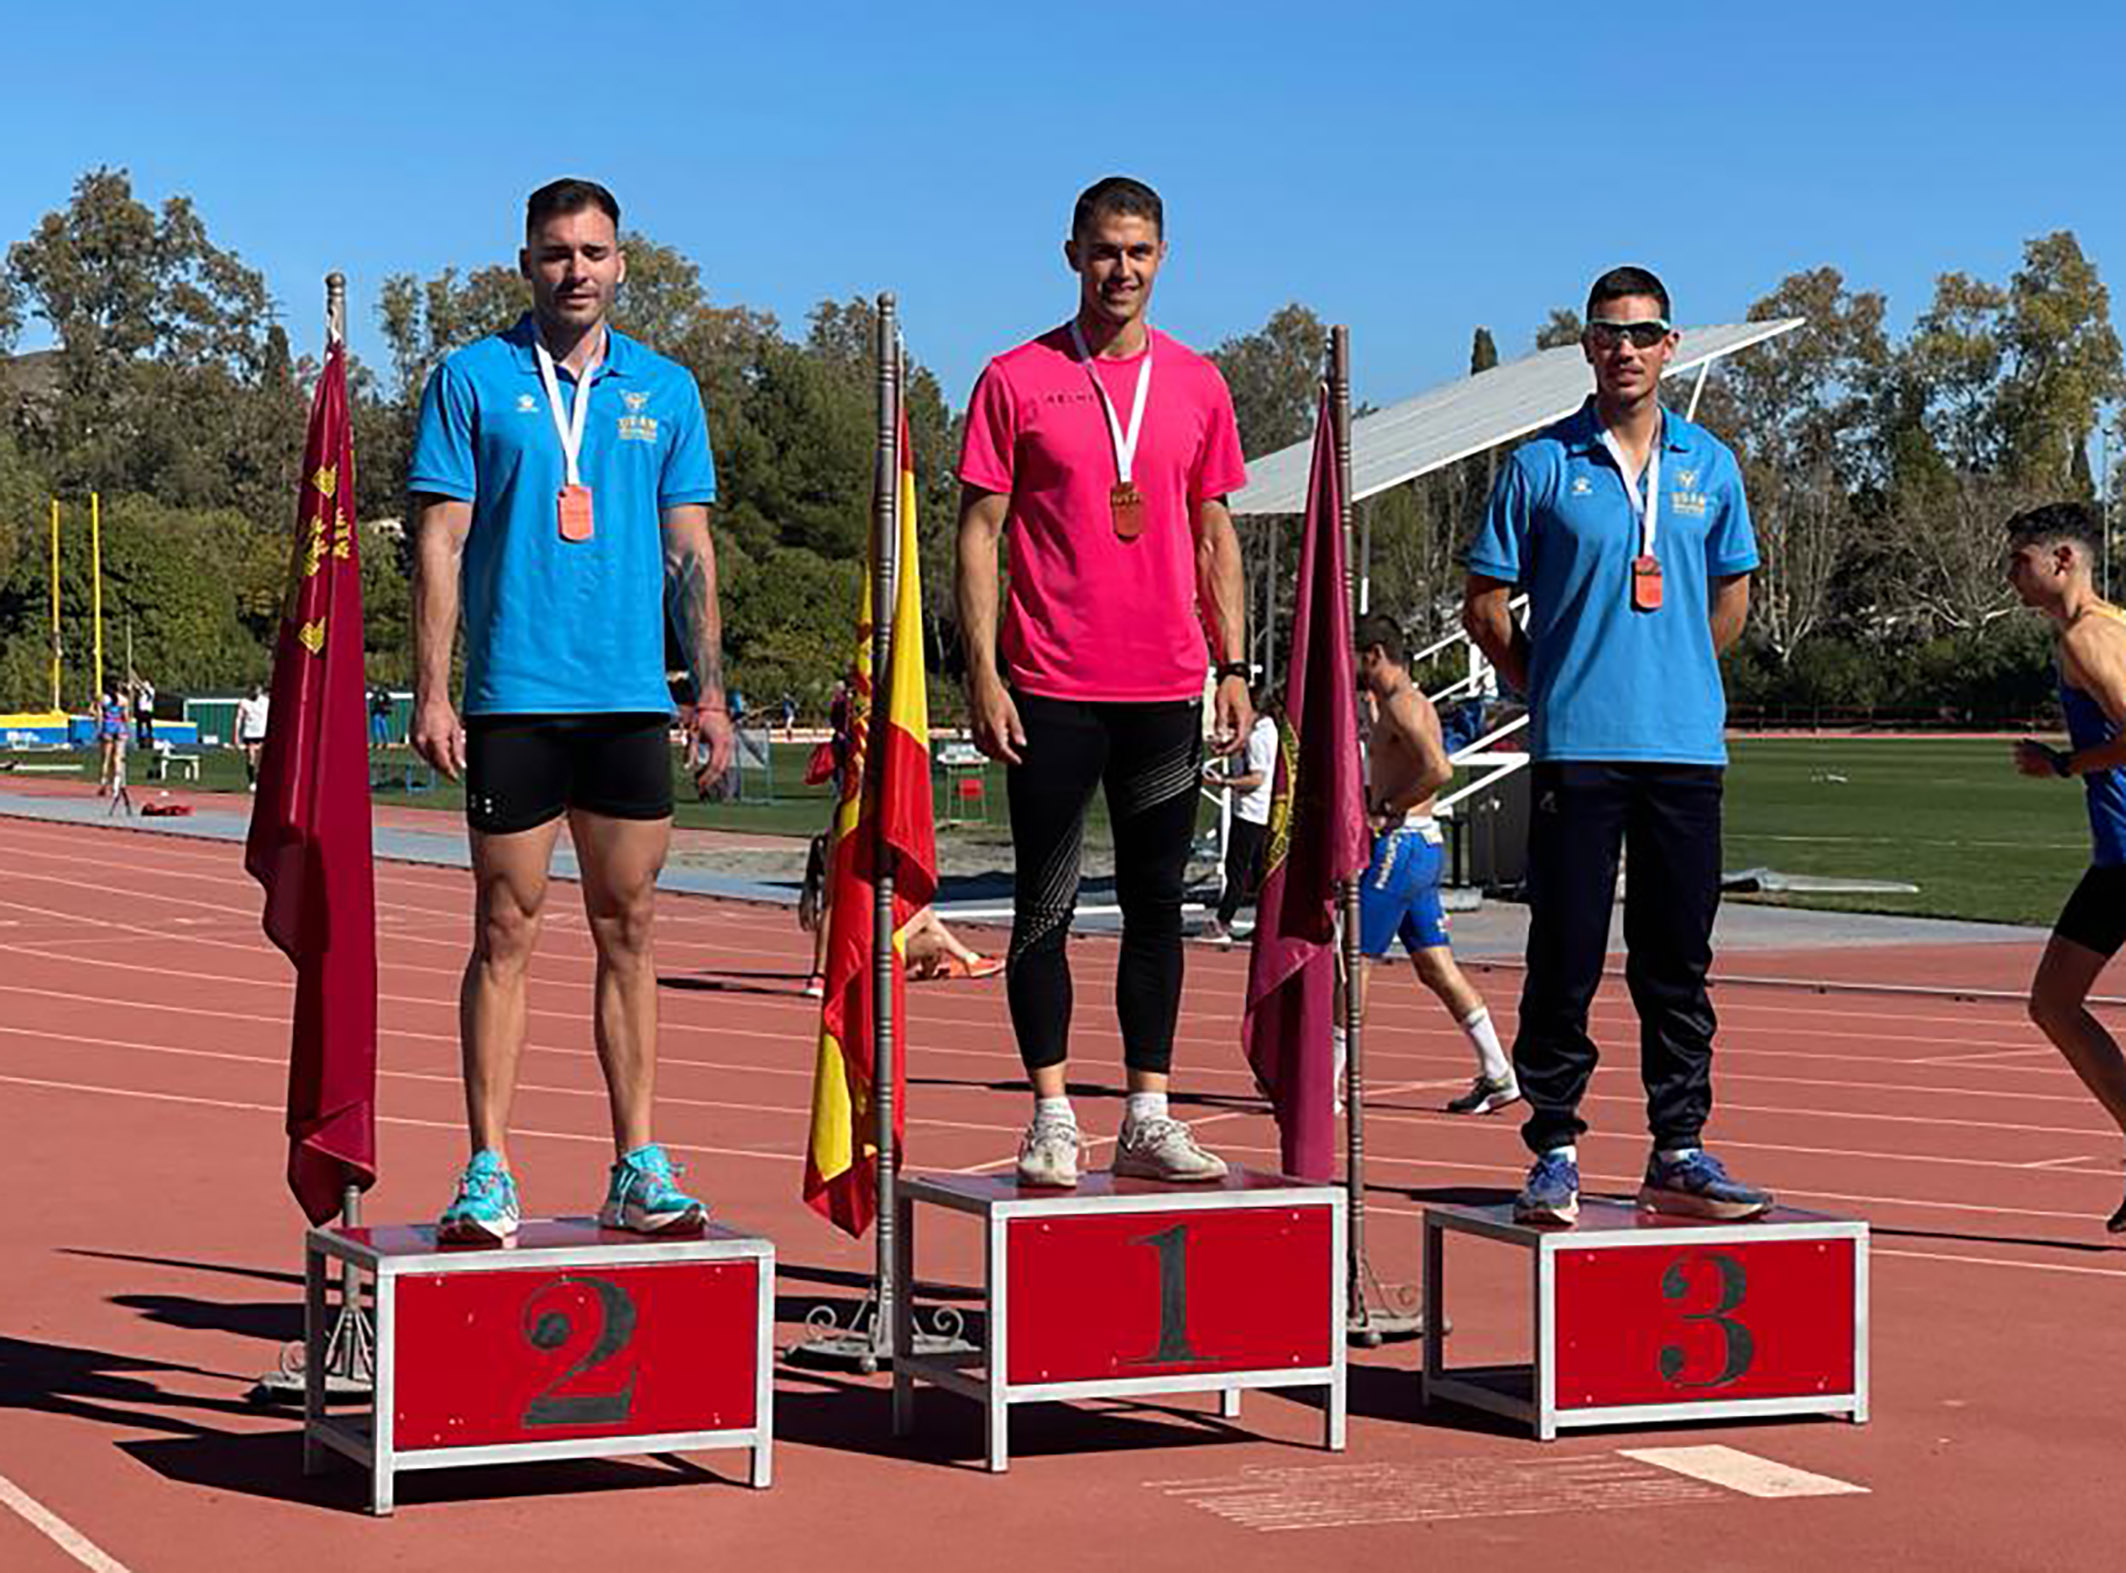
[253,270,375,1404]
[1333,327,1419,1345]
[868,294,902,1367]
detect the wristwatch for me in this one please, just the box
[1213,661,1250,684]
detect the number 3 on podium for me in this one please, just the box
[1658,1249,1754,1389]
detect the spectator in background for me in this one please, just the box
[133,676,156,749]
[781,691,798,737]
[1200,682,1280,944]
[370,684,394,749]
[234,683,271,790]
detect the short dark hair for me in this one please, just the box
[1587,265,1671,322]
[526,178,620,237]
[1354,612,1405,666]
[2006,501,2102,559]
[1072,176,1163,240]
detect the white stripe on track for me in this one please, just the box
[0,1471,133,1573]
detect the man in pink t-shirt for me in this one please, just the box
[956,174,1252,1188]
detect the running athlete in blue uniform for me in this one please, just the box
[2009,502,2126,1232]
[1333,615,1514,1114]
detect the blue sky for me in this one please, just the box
[6,2,2126,416]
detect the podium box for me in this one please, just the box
[303,1218,774,1514]
[891,1170,1346,1472]
[1422,1200,1868,1440]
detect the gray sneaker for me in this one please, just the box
[1015,1118,1087,1188]
[1113,1116,1229,1182]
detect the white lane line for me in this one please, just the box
[2021,1153,2114,1170]
[1874,1246,2126,1279]
[1620,1445,1867,1499]
[0,1472,133,1573]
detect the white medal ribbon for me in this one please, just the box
[1068,320,1152,486]
[1598,424,1659,559]
[534,333,604,488]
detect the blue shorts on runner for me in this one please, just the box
[1358,820,1450,957]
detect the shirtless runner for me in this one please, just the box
[1333,612,1515,1114]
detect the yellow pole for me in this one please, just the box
[48,499,61,714]
[90,492,104,704]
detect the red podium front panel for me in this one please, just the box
[1422,1200,1868,1441]
[1554,1236,1856,1409]
[393,1258,760,1448]
[1004,1205,1334,1384]
[302,1218,775,1514]
[893,1171,1346,1472]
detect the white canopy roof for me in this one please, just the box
[1228,318,1806,516]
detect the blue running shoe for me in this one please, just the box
[437,1150,520,1244]
[599,1143,708,1234]
[1639,1149,1773,1220]
[1514,1151,1580,1226]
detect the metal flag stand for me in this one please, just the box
[1330,326,1422,1346]
[253,273,378,1404]
[787,296,972,1374]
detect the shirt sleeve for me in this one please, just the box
[1464,450,1533,583]
[1704,445,1760,576]
[957,362,1017,494]
[407,358,478,502]
[659,377,718,509]
[1189,367,1248,501]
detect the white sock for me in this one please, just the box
[1657,1146,1700,1164]
[1034,1096,1076,1129]
[1546,1144,1578,1164]
[1125,1091,1169,1127]
[1459,1007,1510,1083]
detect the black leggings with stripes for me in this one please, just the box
[1005,691,1203,1075]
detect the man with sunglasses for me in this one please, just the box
[956,174,1251,1188]
[1462,266,1766,1227]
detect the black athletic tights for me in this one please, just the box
[1005,692,1202,1075]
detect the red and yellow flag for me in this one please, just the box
[803,412,937,1236]
[244,339,379,1225]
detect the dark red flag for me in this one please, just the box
[1241,393,1368,1180]
[244,340,378,1225]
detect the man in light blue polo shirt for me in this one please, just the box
[409,176,734,1244]
[1463,265,1770,1228]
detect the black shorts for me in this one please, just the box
[463,713,673,835]
[2054,865,2126,958]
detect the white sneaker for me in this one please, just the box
[1446,1074,1523,1116]
[1015,1118,1086,1188]
[1113,1116,1229,1182]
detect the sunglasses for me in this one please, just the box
[1587,318,1672,350]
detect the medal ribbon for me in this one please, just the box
[1068,320,1151,486]
[534,332,604,488]
[1597,423,1659,560]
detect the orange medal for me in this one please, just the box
[558,483,595,543]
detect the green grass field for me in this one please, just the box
[1723,736,2088,927]
[7,736,2096,927]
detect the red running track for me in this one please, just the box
[0,807,2121,1569]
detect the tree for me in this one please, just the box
[1470,327,1498,375]
[1535,308,1582,350]
[1698,268,1890,662]
[4,168,283,503]
[1209,302,1326,460]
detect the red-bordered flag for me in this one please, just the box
[244,339,378,1225]
[803,411,937,1236]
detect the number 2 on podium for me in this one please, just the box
[518,1274,640,1426]
[1128,1223,1199,1364]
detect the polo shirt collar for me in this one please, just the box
[1564,395,1691,456]
[505,313,637,379]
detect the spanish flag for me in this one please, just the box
[803,411,936,1236]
